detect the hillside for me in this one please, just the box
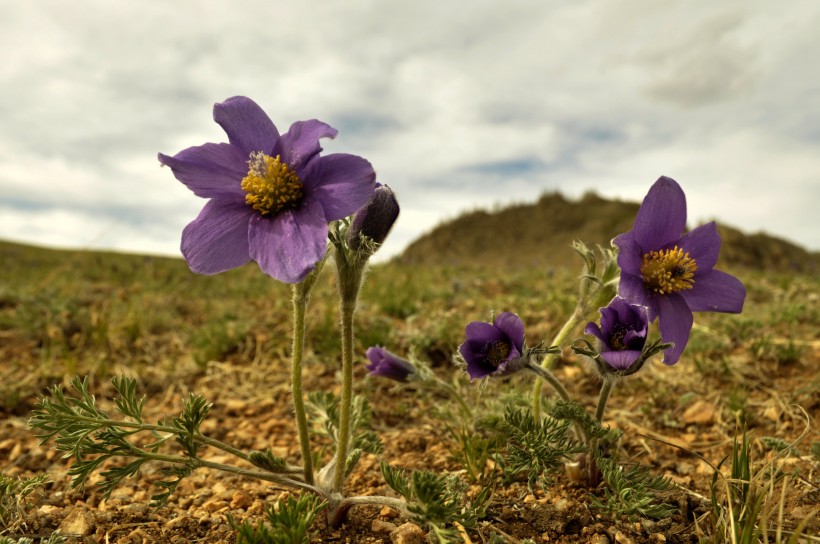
[397,191,820,273]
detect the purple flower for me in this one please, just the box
[346,183,400,252]
[459,312,525,379]
[365,347,416,382]
[585,297,648,371]
[613,176,746,364]
[158,96,376,283]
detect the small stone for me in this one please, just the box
[523,493,536,503]
[682,400,716,425]
[380,506,399,518]
[230,490,252,509]
[650,533,667,542]
[614,530,635,544]
[57,508,95,536]
[372,519,398,533]
[201,498,228,513]
[38,504,61,515]
[390,521,426,544]
[590,535,611,544]
[554,498,570,512]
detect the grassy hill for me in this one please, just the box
[397,191,820,273]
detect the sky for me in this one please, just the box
[1,0,819,263]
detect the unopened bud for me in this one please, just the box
[347,184,400,252]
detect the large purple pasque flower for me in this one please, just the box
[585,297,648,371]
[365,347,416,382]
[459,312,525,379]
[613,176,746,364]
[158,96,376,283]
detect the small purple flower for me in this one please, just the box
[585,297,648,371]
[159,96,376,283]
[459,312,525,379]
[365,347,416,382]
[346,183,400,252]
[613,176,746,364]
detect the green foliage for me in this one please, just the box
[501,407,585,490]
[306,391,383,456]
[28,376,212,506]
[0,536,67,544]
[232,494,326,544]
[381,463,490,543]
[0,473,49,532]
[591,456,675,519]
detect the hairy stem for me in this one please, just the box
[333,299,357,492]
[595,379,614,423]
[292,283,315,485]
[531,310,584,418]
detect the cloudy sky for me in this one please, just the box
[2,0,818,262]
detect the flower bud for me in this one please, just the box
[346,184,400,252]
[365,347,416,382]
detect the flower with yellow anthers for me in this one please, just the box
[159,96,376,283]
[612,176,746,364]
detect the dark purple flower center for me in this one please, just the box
[609,324,629,350]
[241,152,304,216]
[640,246,697,294]
[485,340,511,368]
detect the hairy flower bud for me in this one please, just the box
[346,184,400,252]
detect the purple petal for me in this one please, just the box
[680,269,746,313]
[613,231,643,274]
[584,322,607,344]
[494,312,525,352]
[181,200,253,274]
[656,293,693,364]
[304,153,376,222]
[601,350,642,370]
[213,96,280,156]
[618,273,658,320]
[598,306,619,336]
[678,221,721,271]
[632,176,687,250]
[158,143,248,199]
[464,321,505,344]
[247,199,328,283]
[275,120,338,174]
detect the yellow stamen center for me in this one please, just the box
[240,152,303,216]
[640,245,697,294]
[486,341,511,367]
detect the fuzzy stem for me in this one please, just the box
[291,283,315,486]
[333,299,357,493]
[595,379,614,423]
[531,310,584,418]
[525,362,572,404]
[434,378,473,421]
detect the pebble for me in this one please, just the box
[614,530,635,544]
[390,521,426,544]
[372,519,398,533]
[56,508,95,537]
[230,490,252,509]
[590,535,611,544]
[379,506,399,518]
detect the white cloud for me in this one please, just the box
[0,0,818,264]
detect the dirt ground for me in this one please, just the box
[1,339,818,544]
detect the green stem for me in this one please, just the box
[525,363,572,403]
[333,299,357,492]
[292,283,315,486]
[138,450,323,494]
[531,310,584,418]
[595,379,614,423]
[435,379,473,421]
[43,414,254,463]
